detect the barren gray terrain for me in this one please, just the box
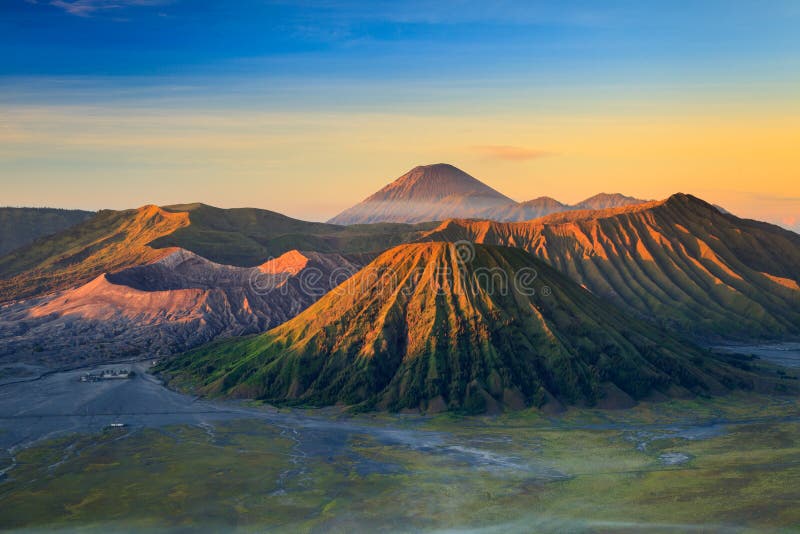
[0,360,556,474]
[0,249,361,367]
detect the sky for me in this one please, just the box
[0,1,798,230]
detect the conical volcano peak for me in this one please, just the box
[368,164,513,203]
[328,164,513,225]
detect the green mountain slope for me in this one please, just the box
[0,207,93,257]
[421,194,800,340]
[160,243,774,413]
[154,203,433,266]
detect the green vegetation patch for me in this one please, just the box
[1,395,799,532]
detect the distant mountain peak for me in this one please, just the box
[365,163,513,203]
[328,164,513,225]
[329,164,652,225]
[574,193,647,210]
[521,196,564,205]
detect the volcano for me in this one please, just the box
[161,242,767,413]
[327,164,514,225]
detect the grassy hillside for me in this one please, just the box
[154,203,433,266]
[422,194,800,340]
[0,207,93,257]
[160,243,777,413]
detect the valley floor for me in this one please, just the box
[0,352,799,532]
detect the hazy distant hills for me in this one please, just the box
[476,193,647,223]
[0,207,93,256]
[475,196,568,222]
[0,249,362,366]
[161,243,771,413]
[423,194,800,340]
[573,193,644,210]
[328,164,647,224]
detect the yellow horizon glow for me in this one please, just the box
[1,103,798,230]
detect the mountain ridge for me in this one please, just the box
[421,193,800,340]
[0,203,432,303]
[574,192,646,210]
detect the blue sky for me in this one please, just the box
[1,1,798,228]
[4,1,799,86]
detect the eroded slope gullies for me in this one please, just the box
[421,194,800,340]
[0,249,362,367]
[161,242,777,413]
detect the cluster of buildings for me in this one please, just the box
[79,368,133,382]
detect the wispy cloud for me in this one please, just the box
[471,145,551,161]
[50,0,167,17]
